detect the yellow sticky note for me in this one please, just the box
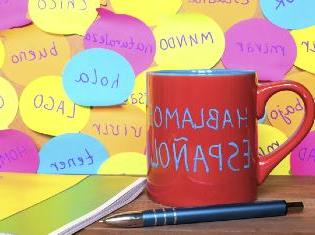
[98,152,147,175]
[19,75,90,136]
[28,0,100,35]
[1,25,71,86]
[0,40,4,68]
[258,124,290,175]
[181,0,258,31]
[266,72,315,136]
[110,0,182,26]
[82,105,146,155]
[154,13,225,70]
[127,69,147,112]
[0,77,18,130]
[291,26,315,74]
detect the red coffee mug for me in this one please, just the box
[146,69,314,207]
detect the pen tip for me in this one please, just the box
[103,212,144,227]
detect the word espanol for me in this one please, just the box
[188,0,250,5]
[37,0,87,10]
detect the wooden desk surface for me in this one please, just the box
[79,176,315,235]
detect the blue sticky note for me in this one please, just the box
[63,48,135,106]
[38,133,108,174]
[260,0,315,29]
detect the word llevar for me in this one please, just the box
[28,0,100,35]
[182,0,257,30]
[82,105,146,155]
[0,25,71,86]
[154,13,225,70]
[39,133,108,174]
[0,77,18,130]
[19,75,90,136]
[222,18,296,81]
[260,0,315,29]
[63,48,135,106]
[0,129,39,173]
[84,9,155,75]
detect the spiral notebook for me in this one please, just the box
[0,173,146,235]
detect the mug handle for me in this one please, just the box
[256,81,314,185]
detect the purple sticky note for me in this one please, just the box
[291,131,315,176]
[0,0,31,30]
[222,18,296,81]
[0,129,39,173]
[84,8,156,75]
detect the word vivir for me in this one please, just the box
[76,69,119,88]
[153,106,248,130]
[151,137,251,173]
[0,96,4,109]
[0,146,27,168]
[159,32,214,50]
[33,94,77,118]
[92,122,143,138]
[85,33,154,55]
[237,41,285,56]
[11,41,58,64]
[188,0,250,5]
[275,0,295,10]
[269,98,303,124]
[301,41,315,53]
[37,0,87,10]
[49,148,94,171]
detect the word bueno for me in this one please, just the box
[92,122,143,138]
[302,41,315,53]
[76,69,119,88]
[0,96,4,109]
[188,0,250,4]
[152,106,249,130]
[33,94,77,118]
[150,137,251,173]
[275,0,295,10]
[159,32,214,50]
[237,42,285,56]
[269,98,303,124]
[0,145,28,169]
[37,0,87,10]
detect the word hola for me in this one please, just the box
[76,68,119,88]
[37,0,87,10]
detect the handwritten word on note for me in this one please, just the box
[38,133,108,174]
[0,129,39,173]
[258,124,290,175]
[127,69,147,112]
[1,25,71,86]
[260,0,315,29]
[110,0,182,26]
[98,152,147,175]
[266,72,315,136]
[154,13,225,70]
[63,48,135,106]
[291,26,315,74]
[0,77,18,130]
[19,75,90,136]
[291,131,315,176]
[28,0,100,35]
[182,0,258,30]
[0,40,4,68]
[82,105,146,155]
[0,0,31,30]
[84,9,155,75]
[222,19,296,81]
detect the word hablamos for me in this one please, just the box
[37,0,87,10]
[188,0,250,5]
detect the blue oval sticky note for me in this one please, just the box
[63,48,135,106]
[38,133,108,174]
[260,0,315,29]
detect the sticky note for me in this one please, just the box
[63,48,135,107]
[0,77,18,129]
[154,13,225,70]
[0,129,39,173]
[291,131,315,176]
[110,0,182,26]
[258,124,290,175]
[266,72,315,136]
[98,152,147,175]
[0,40,4,68]
[19,75,90,136]
[38,133,108,174]
[81,105,146,155]
[222,19,296,81]
[291,26,315,74]
[0,0,31,30]
[1,25,71,86]
[260,0,315,29]
[127,69,147,112]
[181,0,258,31]
[84,9,155,75]
[28,0,100,35]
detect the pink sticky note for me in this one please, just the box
[84,8,156,75]
[0,0,31,30]
[291,131,315,176]
[222,18,296,81]
[0,129,39,173]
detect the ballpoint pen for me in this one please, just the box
[103,200,303,228]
